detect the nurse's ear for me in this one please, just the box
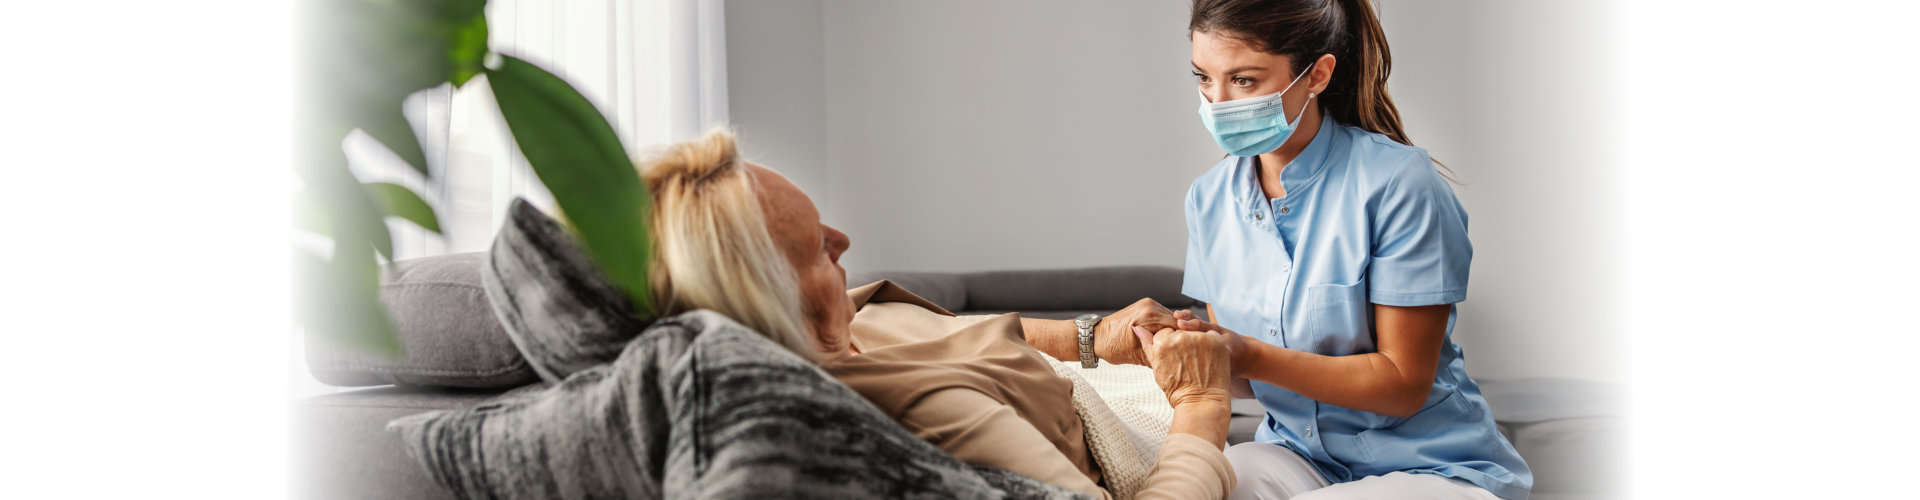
[1304,53,1337,96]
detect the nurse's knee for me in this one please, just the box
[1222,441,1274,467]
[1223,442,1324,500]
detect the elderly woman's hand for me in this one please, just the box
[1132,326,1232,408]
[1095,298,1179,366]
[1173,309,1253,378]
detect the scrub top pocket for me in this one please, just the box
[1303,279,1374,356]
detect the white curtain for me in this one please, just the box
[341,0,730,262]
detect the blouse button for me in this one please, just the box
[1279,206,1291,215]
[1254,212,1264,220]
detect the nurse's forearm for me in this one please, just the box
[1220,303,1448,417]
[1229,377,1254,399]
[1239,344,1429,417]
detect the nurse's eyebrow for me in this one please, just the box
[1191,61,1267,75]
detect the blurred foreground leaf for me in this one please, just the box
[294,0,488,355]
[302,0,490,177]
[294,188,331,237]
[486,54,655,316]
[365,182,442,234]
[295,249,401,357]
[299,155,396,263]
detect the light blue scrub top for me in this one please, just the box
[1182,113,1532,500]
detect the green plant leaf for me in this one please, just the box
[291,0,488,358]
[443,1,490,87]
[301,0,491,178]
[298,154,395,262]
[364,182,441,234]
[486,54,654,316]
[296,249,402,357]
[360,108,430,178]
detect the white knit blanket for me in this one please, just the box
[1046,360,1175,500]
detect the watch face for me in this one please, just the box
[1075,314,1099,326]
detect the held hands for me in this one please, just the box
[1131,326,1232,408]
[1094,298,1180,366]
[1172,309,1253,378]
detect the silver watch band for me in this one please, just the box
[1076,318,1099,368]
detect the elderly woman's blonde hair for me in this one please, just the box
[639,127,816,361]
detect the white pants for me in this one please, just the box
[1223,442,1501,500]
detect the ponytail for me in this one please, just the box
[1191,0,1453,179]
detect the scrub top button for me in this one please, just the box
[1279,206,1291,215]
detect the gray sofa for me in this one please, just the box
[294,254,1620,499]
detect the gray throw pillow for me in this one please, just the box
[481,198,651,383]
[306,252,539,388]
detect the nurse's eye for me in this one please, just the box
[1232,77,1254,88]
[1192,71,1211,85]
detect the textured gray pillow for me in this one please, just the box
[481,199,652,383]
[305,252,539,388]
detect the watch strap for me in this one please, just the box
[1077,320,1098,368]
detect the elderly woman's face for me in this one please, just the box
[750,164,856,360]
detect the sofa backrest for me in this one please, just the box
[308,255,1200,389]
[850,266,1200,320]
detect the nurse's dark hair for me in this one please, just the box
[1190,0,1453,179]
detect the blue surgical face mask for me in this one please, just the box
[1196,63,1316,157]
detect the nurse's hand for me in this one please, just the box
[1173,310,1253,379]
[1096,298,1179,366]
[1132,326,1232,408]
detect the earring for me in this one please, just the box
[1309,92,1316,99]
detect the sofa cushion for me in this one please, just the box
[1476,378,1623,496]
[305,252,539,388]
[295,385,541,499]
[1508,417,1624,496]
[482,199,652,383]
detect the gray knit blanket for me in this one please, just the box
[389,309,1091,500]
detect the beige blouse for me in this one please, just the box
[823,280,1235,500]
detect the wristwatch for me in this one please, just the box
[1074,314,1101,368]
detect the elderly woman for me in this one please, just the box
[634,128,1237,499]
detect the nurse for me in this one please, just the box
[1166,0,1531,498]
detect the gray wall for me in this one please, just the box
[726,0,1621,382]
